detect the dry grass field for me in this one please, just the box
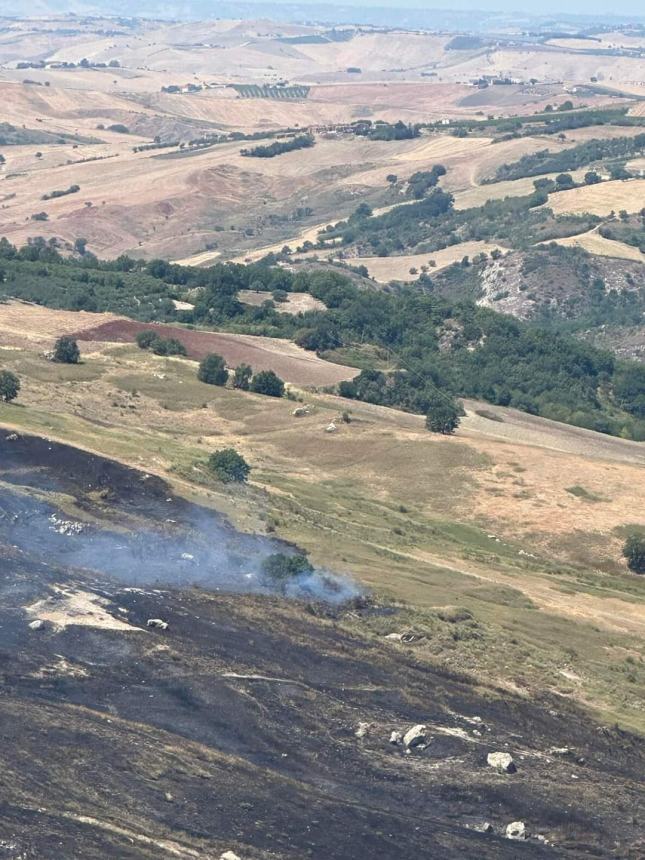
[547,179,645,216]
[238,290,326,314]
[347,241,509,282]
[0,300,643,729]
[555,228,644,261]
[0,11,640,264]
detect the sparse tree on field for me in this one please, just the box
[208,448,250,483]
[623,535,645,574]
[250,369,285,398]
[0,370,20,402]
[425,394,461,435]
[555,173,575,189]
[233,363,252,390]
[198,353,228,385]
[53,336,80,364]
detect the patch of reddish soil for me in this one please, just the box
[74,319,356,387]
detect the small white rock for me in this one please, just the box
[389,731,402,745]
[355,722,370,738]
[28,619,44,631]
[146,618,168,630]
[220,852,242,860]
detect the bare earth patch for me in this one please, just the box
[73,319,356,386]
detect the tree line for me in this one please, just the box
[0,236,643,439]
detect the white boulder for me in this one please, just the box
[506,821,527,840]
[487,751,516,773]
[403,724,428,749]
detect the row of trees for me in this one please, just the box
[197,352,285,397]
[494,133,645,181]
[135,332,287,398]
[240,134,314,158]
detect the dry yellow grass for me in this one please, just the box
[554,228,643,261]
[453,169,590,209]
[547,179,645,216]
[239,290,326,314]
[347,241,509,282]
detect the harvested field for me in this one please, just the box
[348,241,509,282]
[547,178,645,216]
[554,228,644,261]
[0,301,120,349]
[453,169,589,209]
[73,319,356,386]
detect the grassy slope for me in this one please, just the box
[0,337,643,731]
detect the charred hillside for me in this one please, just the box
[0,431,643,858]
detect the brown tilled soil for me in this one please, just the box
[73,319,356,386]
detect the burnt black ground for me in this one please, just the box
[0,432,643,859]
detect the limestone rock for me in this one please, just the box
[506,821,527,840]
[487,751,516,773]
[403,724,428,749]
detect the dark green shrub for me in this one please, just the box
[198,353,228,385]
[250,370,285,397]
[208,448,250,483]
[426,395,461,434]
[233,363,252,390]
[152,337,187,356]
[623,535,645,574]
[136,330,158,349]
[0,369,20,402]
[53,336,80,364]
[261,553,313,590]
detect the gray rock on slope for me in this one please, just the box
[487,751,516,773]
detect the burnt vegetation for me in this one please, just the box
[0,434,643,858]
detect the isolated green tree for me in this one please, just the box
[623,535,645,574]
[233,363,252,390]
[250,369,285,398]
[261,553,313,591]
[53,336,80,364]
[208,448,250,483]
[584,171,601,185]
[198,353,228,385]
[425,395,461,435]
[555,173,575,190]
[0,370,20,402]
